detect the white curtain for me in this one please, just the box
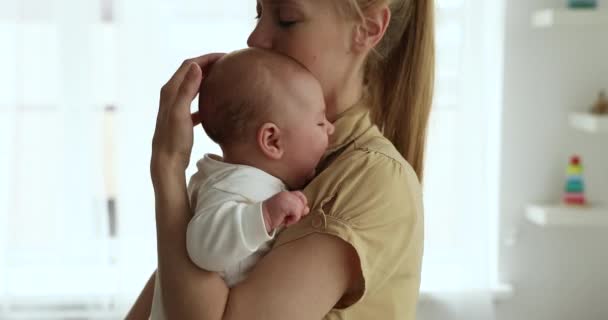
[0,1,252,318]
[419,0,505,319]
[0,0,504,319]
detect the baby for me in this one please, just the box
[150,48,334,319]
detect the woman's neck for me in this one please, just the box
[325,70,365,122]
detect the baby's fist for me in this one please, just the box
[262,191,310,232]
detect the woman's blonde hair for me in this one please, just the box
[346,0,435,182]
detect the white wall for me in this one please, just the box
[497,1,608,319]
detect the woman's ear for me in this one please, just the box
[352,5,391,53]
[257,123,284,160]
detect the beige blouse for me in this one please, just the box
[274,100,425,320]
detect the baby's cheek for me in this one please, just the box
[320,137,329,155]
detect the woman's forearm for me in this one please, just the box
[153,167,230,320]
[125,271,156,320]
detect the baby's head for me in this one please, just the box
[199,48,334,189]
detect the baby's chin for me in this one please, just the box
[303,169,318,187]
[290,169,316,190]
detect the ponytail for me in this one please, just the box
[354,0,435,182]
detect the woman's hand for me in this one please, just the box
[151,53,231,320]
[151,53,225,181]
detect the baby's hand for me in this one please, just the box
[262,191,310,233]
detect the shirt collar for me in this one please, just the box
[326,98,373,155]
[197,154,286,201]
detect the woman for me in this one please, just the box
[128,0,433,319]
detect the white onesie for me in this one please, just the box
[150,154,286,320]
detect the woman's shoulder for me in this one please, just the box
[352,126,409,168]
[277,128,424,311]
[326,127,420,193]
[306,130,422,227]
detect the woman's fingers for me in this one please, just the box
[172,63,202,119]
[195,52,225,75]
[152,53,224,172]
[160,53,226,117]
[160,62,193,116]
[151,64,201,171]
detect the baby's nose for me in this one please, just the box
[327,121,335,135]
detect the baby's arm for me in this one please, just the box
[262,191,310,232]
[186,191,309,272]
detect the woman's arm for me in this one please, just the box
[153,163,229,319]
[222,232,360,320]
[152,54,229,319]
[152,55,361,319]
[125,271,156,320]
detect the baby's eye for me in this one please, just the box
[317,122,325,127]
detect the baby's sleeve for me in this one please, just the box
[186,189,275,272]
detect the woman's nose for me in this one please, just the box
[247,24,273,49]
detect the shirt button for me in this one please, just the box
[311,211,326,229]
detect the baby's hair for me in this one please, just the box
[198,51,273,146]
[198,49,311,147]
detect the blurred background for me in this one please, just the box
[0,0,606,319]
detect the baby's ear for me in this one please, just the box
[257,123,283,160]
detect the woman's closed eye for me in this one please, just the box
[254,3,298,28]
[254,14,297,28]
[278,9,300,28]
[278,19,297,28]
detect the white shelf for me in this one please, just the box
[532,8,608,28]
[526,204,608,227]
[419,283,514,303]
[569,112,608,133]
